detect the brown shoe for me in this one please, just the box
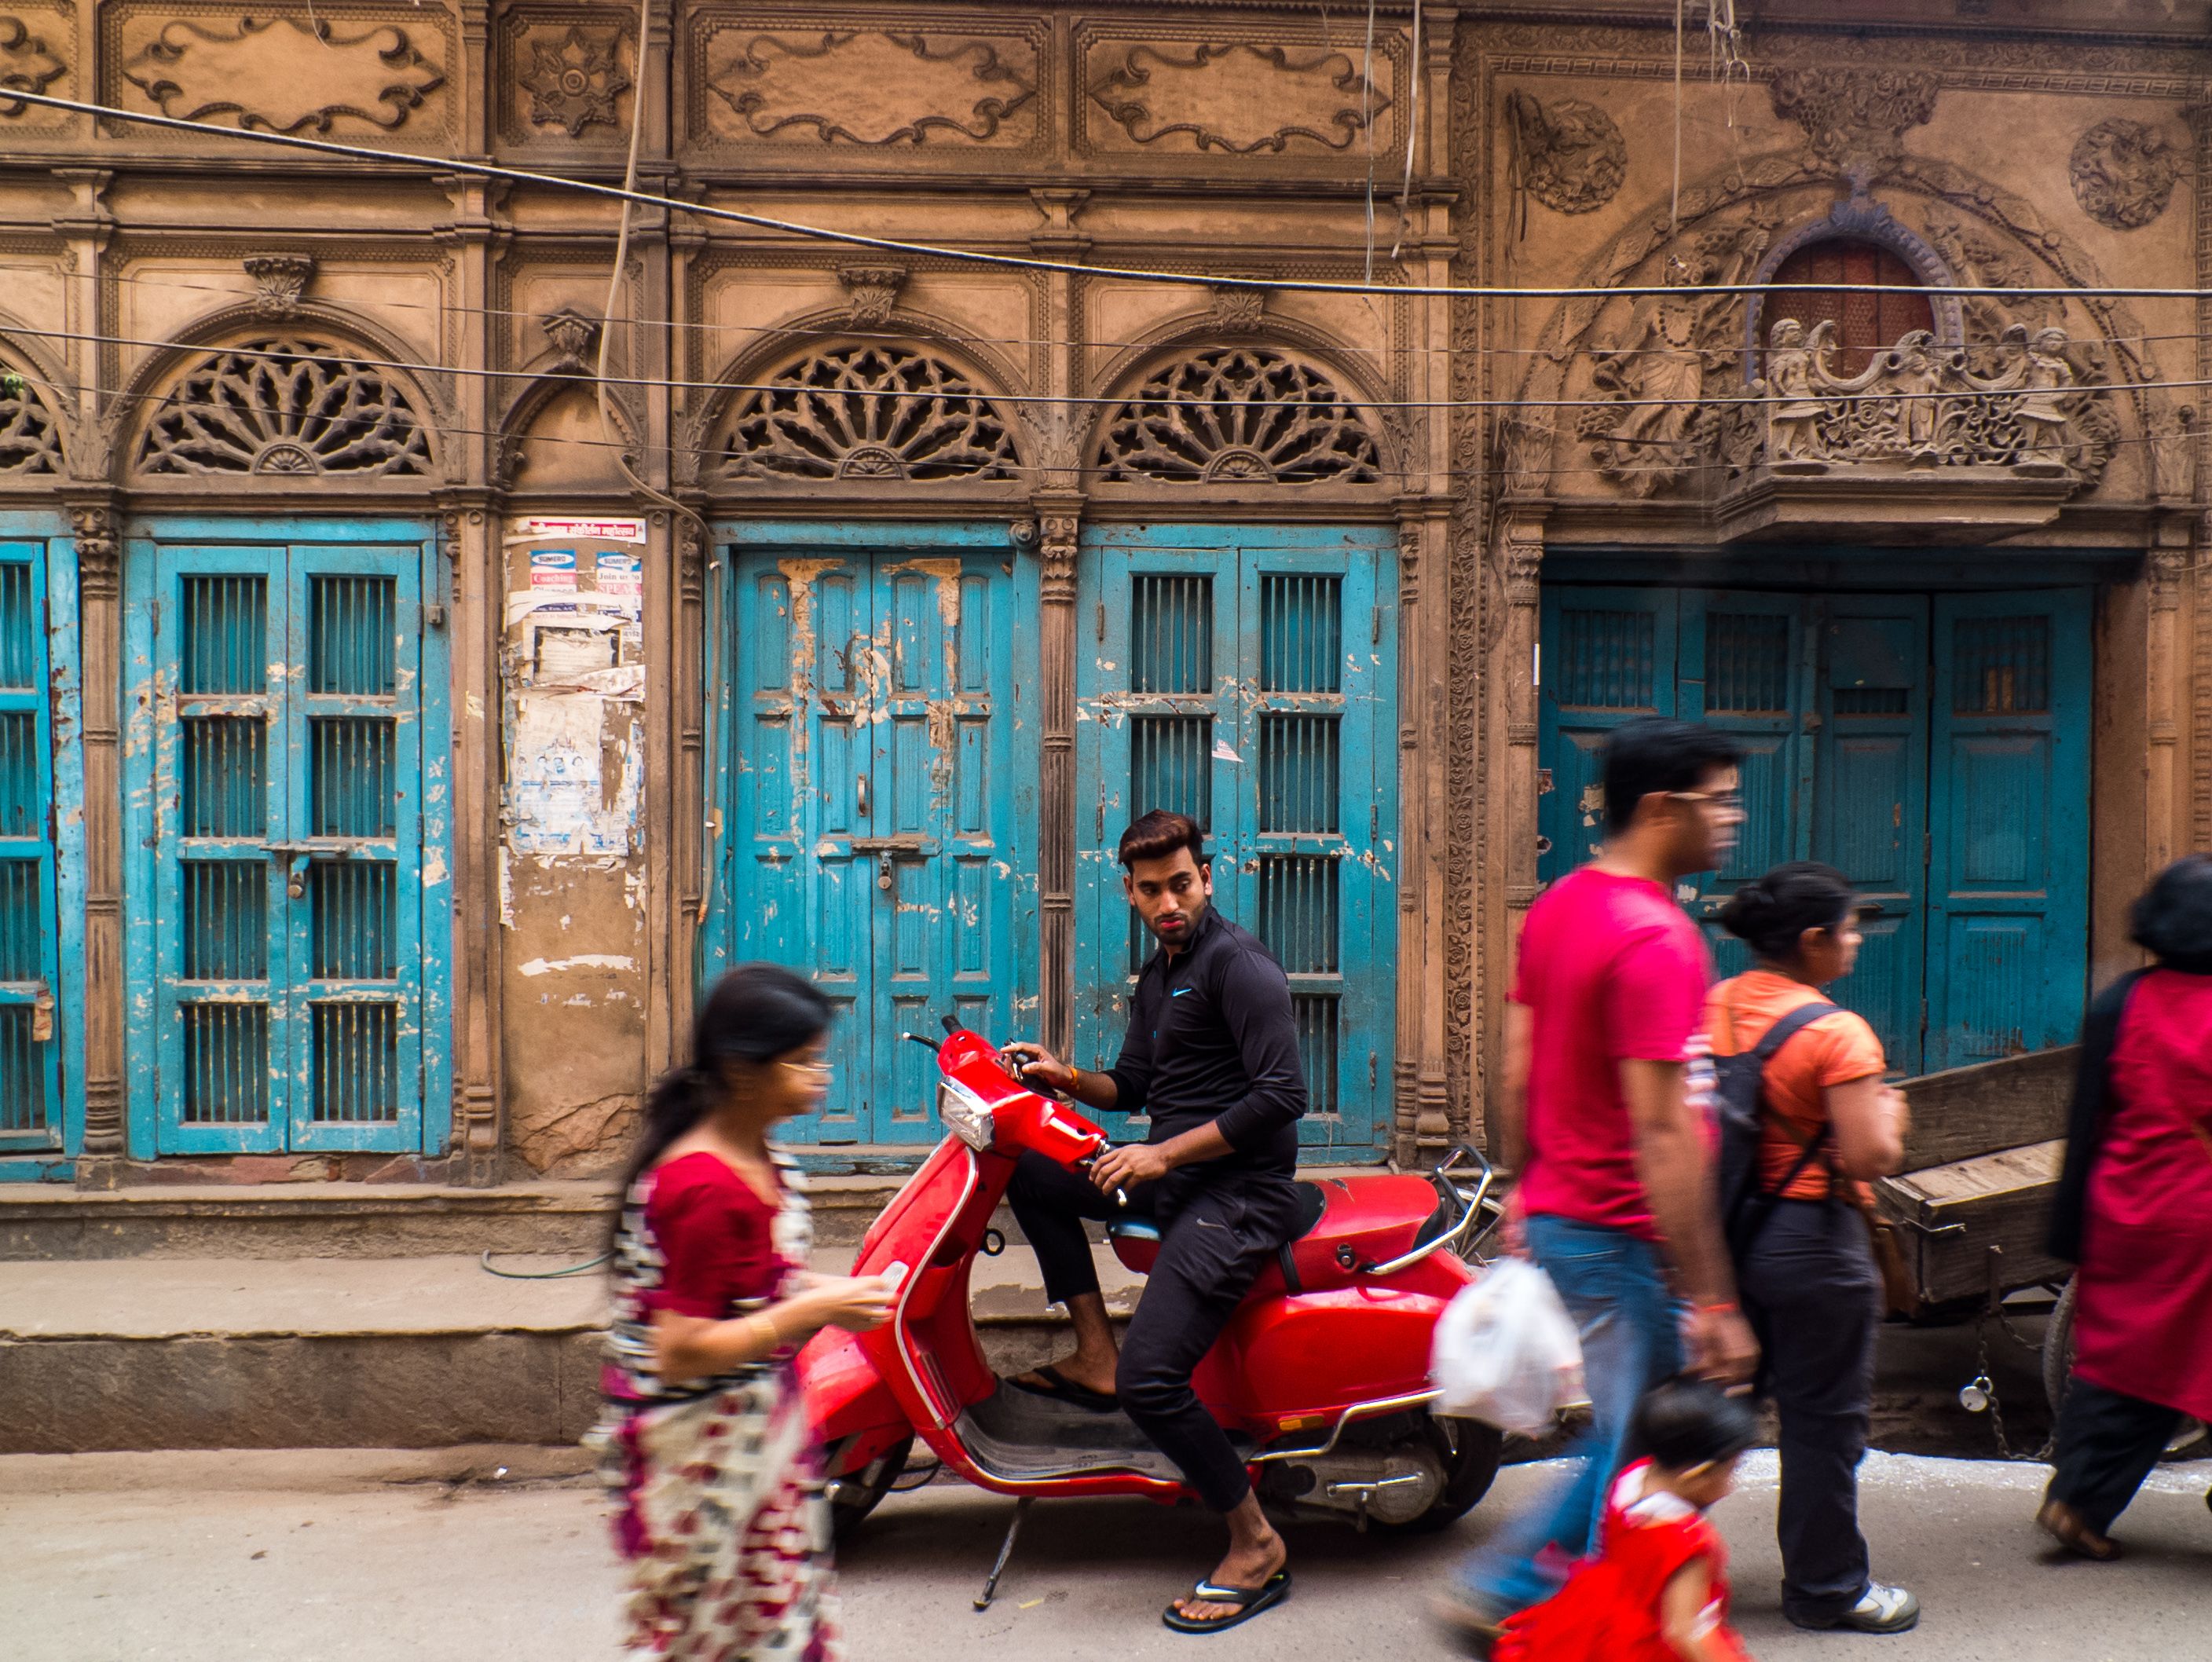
[2037,1498,2121,1561]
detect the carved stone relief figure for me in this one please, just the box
[704,29,1036,148]
[1739,317,2111,483]
[518,24,632,138]
[2069,118,2180,231]
[119,16,446,134]
[1504,90,1626,220]
[0,16,64,117]
[1767,68,1939,176]
[1086,41,1389,155]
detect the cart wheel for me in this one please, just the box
[2043,1276,2208,1462]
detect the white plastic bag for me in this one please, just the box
[1428,1257,1586,1437]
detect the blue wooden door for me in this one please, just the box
[1538,587,1679,884]
[1926,592,2090,1070]
[0,544,60,1155]
[1813,599,1932,1072]
[723,541,1024,1147]
[133,540,431,1154]
[1540,584,2089,1076]
[1075,526,1396,1159]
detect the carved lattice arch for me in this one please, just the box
[134,335,433,479]
[716,342,1020,482]
[1093,346,1384,485]
[0,368,61,477]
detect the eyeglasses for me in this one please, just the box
[782,1058,834,1077]
[1668,789,1745,813]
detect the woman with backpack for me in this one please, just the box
[1705,862,1917,1635]
[2039,855,2212,1560]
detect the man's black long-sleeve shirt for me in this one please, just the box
[1105,906,1307,1182]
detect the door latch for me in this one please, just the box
[857,774,871,820]
[30,982,53,1043]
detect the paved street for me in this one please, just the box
[5,1445,2206,1661]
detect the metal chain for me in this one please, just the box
[1972,1317,2056,1463]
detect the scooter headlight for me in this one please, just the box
[936,1078,998,1151]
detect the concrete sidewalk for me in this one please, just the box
[3,1445,2205,1661]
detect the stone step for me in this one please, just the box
[0,1246,1124,1453]
[0,1176,914,1261]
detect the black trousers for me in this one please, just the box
[2049,1376,2188,1536]
[1006,1151,1301,1514]
[1738,1198,1881,1624]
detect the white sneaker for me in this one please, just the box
[1833,1583,1921,1635]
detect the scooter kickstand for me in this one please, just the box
[974,1495,1035,1612]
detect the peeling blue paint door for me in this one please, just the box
[134,541,431,1155]
[1075,526,1397,1159]
[722,538,1026,1148]
[0,544,61,1156]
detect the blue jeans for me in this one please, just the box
[1454,1214,1685,1615]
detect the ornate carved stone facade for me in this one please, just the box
[0,2,2201,1188]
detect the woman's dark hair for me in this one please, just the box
[610,965,831,1240]
[1601,718,1745,833]
[1631,1378,1760,1471]
[1719,860,1858,964]
[1119,808,1207,870]
[2132,854,2212,975]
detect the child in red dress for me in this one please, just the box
[1496,1381,1760,1662]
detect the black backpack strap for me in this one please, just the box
[1727,999,1844,1255]
[1750,998,1840,1063]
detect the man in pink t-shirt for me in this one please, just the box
[1444,717,1756,1643]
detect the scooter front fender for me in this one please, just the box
[800,1324,907,1456]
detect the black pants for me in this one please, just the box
[2048,1376,2188,1536]
[1007,1151,1300,1514]
[1738,1198,1881,1625]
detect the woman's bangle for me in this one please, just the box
[1068,1066,1084,1097]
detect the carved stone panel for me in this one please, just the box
[1503,91,1625,216]
[2069,118,2180,231]
[500,9,635,144]
[0,11,69,124]
[1767,68,1938,176]
[1076,23,1396,161]
[108,7,452,137]
[695,16,1041,152]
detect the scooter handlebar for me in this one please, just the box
[933,1027,1111,1166]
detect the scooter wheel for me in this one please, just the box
[827,1434,913,1542]
[1369,1415,1503,1535]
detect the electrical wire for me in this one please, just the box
[478,1249,609,1279]
[14,86,2212,306]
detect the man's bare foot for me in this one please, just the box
[1171,1509,1287,1625]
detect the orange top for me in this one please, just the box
[1705,970,1886,1203]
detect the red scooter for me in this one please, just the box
[800,1017,1506,1607]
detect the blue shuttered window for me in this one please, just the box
[0,544,59,1154]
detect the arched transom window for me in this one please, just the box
[136,338,432,478]
[1094,346,1384,485]
[720,344,1020,482]
[1765,242,1936,378]
[0,380,60,475]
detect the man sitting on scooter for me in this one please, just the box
[999,808,1306,1634]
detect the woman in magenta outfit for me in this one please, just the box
[595,965,895,1660]
[2041,855,2212,1559]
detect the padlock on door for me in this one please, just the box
[1958,1375,1993,1414]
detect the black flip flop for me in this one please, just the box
[1006,1365,1119,1413]
[1162,1572,1291,1635]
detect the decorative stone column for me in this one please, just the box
[66,502,123,1173]
[439,499,503,1187]
[2147,528,2188,875]
[1396,503,1453,1162]
[1026,506,1081,1060]
[1489,511,1547,1145]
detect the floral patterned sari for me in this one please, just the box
[596,1151,842,1661]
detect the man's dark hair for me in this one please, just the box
[1119,809,1207,870]
[1629,1378,1760,1472]
[2132,853,2212,975]
[1601,716,1745,835]
[1719,860,1859,962]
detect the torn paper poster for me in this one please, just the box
[594,552,642,599]
[506,693,642,856]
[535,625,618,683]
[529,550,577,591]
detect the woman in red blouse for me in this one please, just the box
[599,965,894,1661]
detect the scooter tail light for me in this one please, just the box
[936,1078,997,1151]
